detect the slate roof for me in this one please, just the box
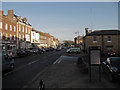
[87,30,120,36]
[14,14,32,26]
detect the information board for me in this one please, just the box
[90,50,100,65]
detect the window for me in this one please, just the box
[19,24,21,31]
[22,26,24,32]
[5,24,8,30]
[23,35,24,40]
[10,25,12,31]
[14,26,16,32]
[14,35,16,40]
[2,45,5,50]
[29,28,31,34]
[93,36,97,43]
[0,32,2,39]
[10,34,12,40]
[107,36,112,42]
[19,34,21,40]
[5,33,7,40]
[26,27,27,33]
[0,22,2,29]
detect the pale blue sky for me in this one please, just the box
[2,2,118,42]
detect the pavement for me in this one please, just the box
[24,51,120,88]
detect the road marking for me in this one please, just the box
[3,59,40,78]
[28,60,39,65]
[53,58,60,64]
[58,58,62,63]
[53,56,62,64]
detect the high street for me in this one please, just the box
[2,50,65,88]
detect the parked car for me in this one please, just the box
[17,50,27,57]
[45,48,50,52]
[9,51,19,58]
[118,51,120,56]
[41,48,46,52]
[25,50,33,55]
[2,52,15,71]
[107,50,116,56]
[56,47,62,51]
[102,57,120,81]
[30,48,39,54]
[49,47,54,51]
[38,48,45,54]
[66,48,80,54]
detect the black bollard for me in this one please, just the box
[39,79,45,90]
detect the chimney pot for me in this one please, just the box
[0,10,4,16]
[8,10,14,16]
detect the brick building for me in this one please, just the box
[39,32,48,47]
[83,28,120,55]
[0,10,17,52]
[44,33,52,47]
[14,14,32,50]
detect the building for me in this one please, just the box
[14,13,32,50]
[39,32,48,47]
[44,33,51,47]
[118,1,120,29]
[83,28,120,55]
[1,10,60,51]
[74,35,83,48]
[31,28,40,48]
[0,10,17,52]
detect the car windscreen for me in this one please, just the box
[111,58,120,67]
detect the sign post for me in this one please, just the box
[89,46,101,82]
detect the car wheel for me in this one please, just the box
[10,64,14,70]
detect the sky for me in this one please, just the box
[2,2,118,42]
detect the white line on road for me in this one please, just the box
[58,58,62,63]
[3,59,40,78]
[53,58,60,64]
[28,60,39,65]
[53,56,62,64]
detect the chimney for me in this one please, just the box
[89,30,92,33]
[0,10,4,16]
[85,28,89,35]
[8,10,14,16]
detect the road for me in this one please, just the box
[2,50,65,88]
[2,50,120,89]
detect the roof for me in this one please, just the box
[87,30,120,36]
[32,29,47,37]
[44,33,51,38]
[14,14,32,26]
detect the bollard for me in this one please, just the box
[39,79,45,90]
